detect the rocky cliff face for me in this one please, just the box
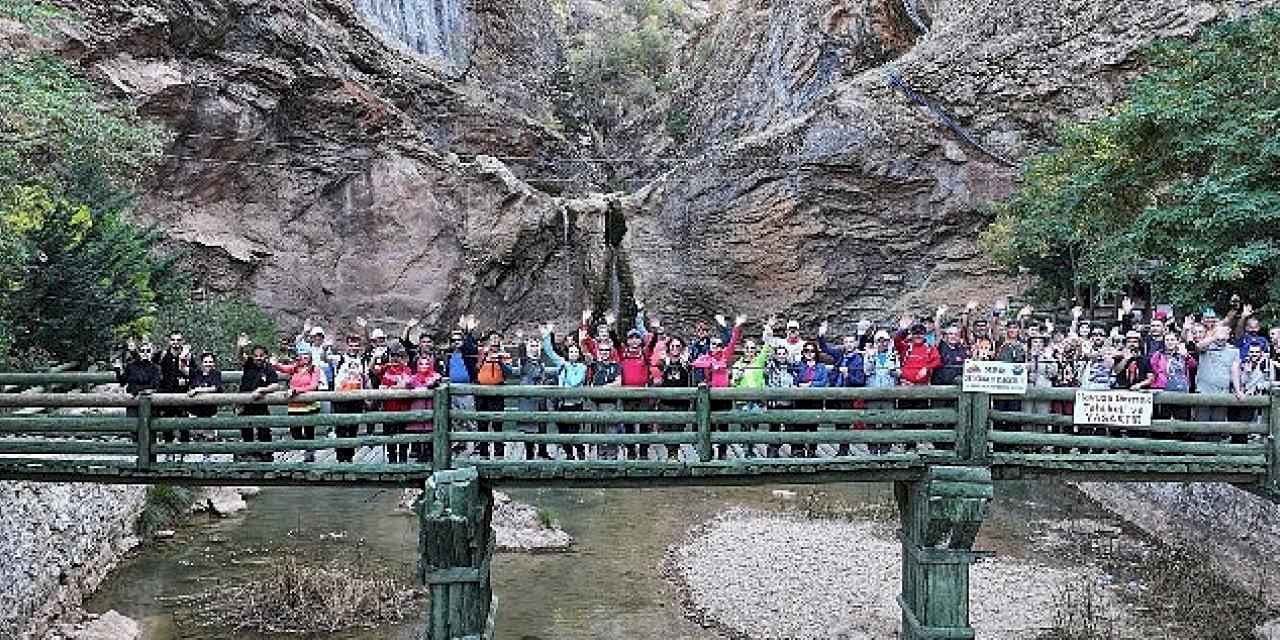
[0,482,145,639]
[34,0,1280,336]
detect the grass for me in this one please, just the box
[1042,542,1276,640]
[536,508,558,529]
[178,556,418,633]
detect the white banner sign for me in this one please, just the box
[961,361,1027,395]
[1073,390,1153,427]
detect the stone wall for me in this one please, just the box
[0,482,146,640]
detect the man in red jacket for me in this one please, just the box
[895,320,942,452]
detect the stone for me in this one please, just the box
[194,487,247,517]
[62,610,141,640]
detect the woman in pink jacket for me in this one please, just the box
[692,314,745,459]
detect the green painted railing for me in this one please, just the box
[0,373,1276,487]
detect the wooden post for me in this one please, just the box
[696,384,712,462]
[955,391,973,461]
[1268,387,1280,493]
[434,384,452,471]
[136,393,152,471]
[896,466,992,640]
[419,468,495,640]
[969,392,990,464]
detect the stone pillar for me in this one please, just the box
[418,467,496,640]
[895,466,993,640]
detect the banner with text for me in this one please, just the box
[1073,390,1153,427]
[961,361,1028,395]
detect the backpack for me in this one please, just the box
[448,351,470,383]
[477,360,505,386]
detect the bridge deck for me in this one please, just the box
[0,376,1276,489]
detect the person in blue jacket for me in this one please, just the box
[817,322,866,456]
[791,341,829,458]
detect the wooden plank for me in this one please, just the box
[710,409,958,425]
[152,410,435,431]
[0,416,136,432]
[450,410,695,425]
[969,393,990,464]
[153,434,438,454]
[711,386,960,402]
[450,432,698,445]
[424,568,482,584]
[0,440,136,454]
[707,430,956,444]
[987,430,1264,455]
[988,411,1265,435]
[954,392,973,460]
[451,384,697,401]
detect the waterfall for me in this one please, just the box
[355,0,469,65]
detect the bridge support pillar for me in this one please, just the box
[418,467,496,640]
[895,466,993,640]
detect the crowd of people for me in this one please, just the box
[112,295,1279,463]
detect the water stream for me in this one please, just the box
[86,481,1124,639]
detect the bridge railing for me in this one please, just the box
[0,371,1277,485]
[980,388,1274,480]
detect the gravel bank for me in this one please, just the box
[398,489,574,551]
[667,508,1116,640]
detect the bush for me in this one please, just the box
[0,185,183,366]
[152,286,279,367]
[138,484,196,536]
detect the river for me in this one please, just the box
[85,481,1126,639]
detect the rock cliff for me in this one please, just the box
[33,0,1280,334]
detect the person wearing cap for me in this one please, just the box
[1194,325,1245,427]
[863,330,901,454]
[1144,310,1170,356]
[894,318,942,385]
[687,317,731,384]
[295,318,333,383]
[762,316,806,364]
[331,331,371,463]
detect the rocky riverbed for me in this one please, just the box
[667,507,1125,640]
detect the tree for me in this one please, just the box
[0,185,182,365]
[983,10,1280,313]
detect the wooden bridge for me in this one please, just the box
[3,371,1278,640]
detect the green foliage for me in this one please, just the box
[138,484,196,536]
[0,184,183,366]
[562,0,689,138]
[983,11,1280,313]
[0,54,168,207]
[0,0,64,28]
[153,286,279,366]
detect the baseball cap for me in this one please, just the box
[310,326,326,336]
[909,323,927,336]
[1153,310,1169,321]
[1202,308,1218,319]
[1125,330,1142,340]
[627,328,643,339]
[786,320,801,330]
[370,328,387,340]
[874,330,891,341]
[856,319,872,333]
